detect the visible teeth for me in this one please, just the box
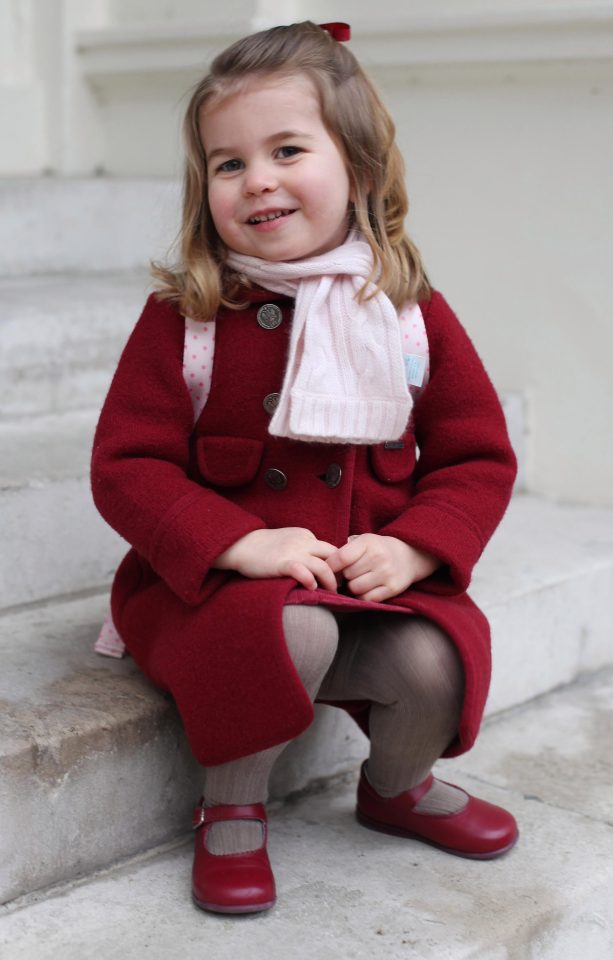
[249,210,290,224]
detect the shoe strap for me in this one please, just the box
[192,800,267,831]
[362,761,434,808]
[402,773,435,808]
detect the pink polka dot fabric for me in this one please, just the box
[399,302,430,395]
[94,304,429,658]
[182,316,216,422]
[94,612,126,658]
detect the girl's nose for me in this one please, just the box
[243,162,278,196]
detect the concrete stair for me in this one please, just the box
[1,669,612,959]
[1,177,612,951]
[0,272,148,420]
[0,179,179,277]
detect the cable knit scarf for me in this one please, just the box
[226,236,412,444]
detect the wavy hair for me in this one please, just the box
[152,21,430,319]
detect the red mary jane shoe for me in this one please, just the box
[191,800,276,914]
[356,763,518,860]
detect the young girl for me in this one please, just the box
[91,21,519,915]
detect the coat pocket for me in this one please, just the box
[196,435,264,488]
[369,436,417,484]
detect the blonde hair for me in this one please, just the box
[152,21,430,320]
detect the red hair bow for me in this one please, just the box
[319,22,351,42]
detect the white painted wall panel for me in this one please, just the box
[375,60,613,505]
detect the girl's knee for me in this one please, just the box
[408,619,463,680]
[367,615,464,705]
[282,605,339,690]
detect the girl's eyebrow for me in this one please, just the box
[206,129,314,163]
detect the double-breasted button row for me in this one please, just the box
[257,303,283,330]
[264,463,342,492]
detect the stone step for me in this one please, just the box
[0,409,123,610]
[0,392,527,612]
[0,179,179,277]
[0,494,611,904]
[471,495,613,713]
[1,669,611,957]
[0,272,148,419]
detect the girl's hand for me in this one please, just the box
[213,527,339,592]
[326,534,441,603]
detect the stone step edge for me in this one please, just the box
[0,671,594,916]
[0,831,192,915]
[2,668,612,923]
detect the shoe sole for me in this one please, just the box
[192,894,276,915]
[356,809,519,860]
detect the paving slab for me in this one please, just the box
[450,669,613,824]
[1,670,612,960]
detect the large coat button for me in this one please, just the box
[257,303,283,330]
[325,463,342,488]
[263,392,281,415]
[265,468,288,491]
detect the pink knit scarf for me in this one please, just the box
[226,236,412,444]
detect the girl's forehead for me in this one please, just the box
[201,72,319,119]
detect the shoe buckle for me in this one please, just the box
[192,805,206,830]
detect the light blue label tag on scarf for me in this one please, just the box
[404,354,426,387]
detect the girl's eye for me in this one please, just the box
[276,146,301,159]
[216,158,243,173]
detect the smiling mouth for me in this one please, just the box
[247,210,295,225]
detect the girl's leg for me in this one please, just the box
[318,612,467,814]
[204,604,339,854]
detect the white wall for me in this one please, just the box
[1,0,612,506]
[376,58,613,506]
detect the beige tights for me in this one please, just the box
[204,605,339,854]
[204,607,465,855]
[319,612,466,814]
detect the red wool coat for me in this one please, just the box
[91,288,517,766]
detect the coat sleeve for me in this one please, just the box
[90,293,267,605]
[378,290,517,594]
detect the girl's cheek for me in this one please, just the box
[207,188,228,225]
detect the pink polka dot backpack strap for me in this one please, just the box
[398,301,430,400]
[94,315,216,658]
[182,315,215,421]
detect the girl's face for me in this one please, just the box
[201,74,353,261]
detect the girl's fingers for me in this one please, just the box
[346,571,381,596]
[326,539,366,573]
[285,557,338,592]
[286,561,318,591]
[310,539,338,560]
[310,556,339,592]
[340,556,374,580]
[360,585,394,603]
